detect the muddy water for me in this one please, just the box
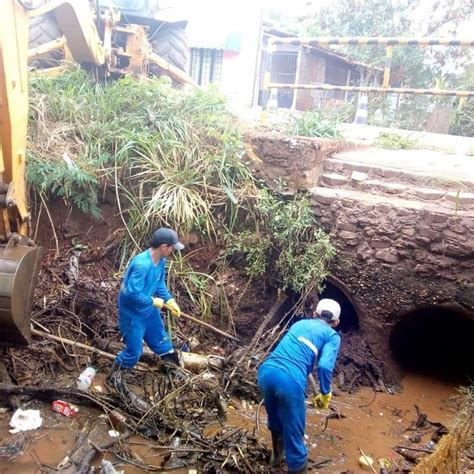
[0,374,457,473]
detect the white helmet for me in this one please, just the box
[316,299,341,321]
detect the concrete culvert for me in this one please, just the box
[390,305,474,381]
[318,278,359,333]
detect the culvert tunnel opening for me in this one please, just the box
[318,279,359,333]
[281,279,360,334]
[390,306,474,382]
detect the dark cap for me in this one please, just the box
[150,228,185,251]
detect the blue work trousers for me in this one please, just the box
[115,310,173,368]
[257,364,307,470]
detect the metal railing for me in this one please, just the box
[260,36,474,121]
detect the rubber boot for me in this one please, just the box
[161,351,187,381]
[105,360,125,391]
[288,461,307,474]
[161,351,180,367]
[270,431,284,466]
[106,361,149,412]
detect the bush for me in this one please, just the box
[28,69,256,251]
[375,132,417,150]
[228,191,335,293]
[450,98,474,137]
[287,110,341,138]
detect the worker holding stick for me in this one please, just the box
[257,299,342,474]
[107,228,184,389]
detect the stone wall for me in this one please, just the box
[312,192,474,358]
[246,131,474,364]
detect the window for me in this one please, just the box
[189,48,223,86]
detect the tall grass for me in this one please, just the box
[28,69,336,314]
[28,69,256,258]
[287,110,341,139]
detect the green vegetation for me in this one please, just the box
[28,70,336,314]
[229,191,335,293]
[288,111,341,139]
[375,132,417,150]
[450,98,474,138]
[28,68,254,241]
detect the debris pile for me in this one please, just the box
[0,244,404,472]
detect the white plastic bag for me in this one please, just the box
[9,409,43,433]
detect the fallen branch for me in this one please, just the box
[58,428,132,474]
[31,328,151,370]
[236,293,287,364]
[393,445,434,454]
[166,307,238,342]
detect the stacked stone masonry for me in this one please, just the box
[246,133,474,364]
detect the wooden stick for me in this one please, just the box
[30,328,150,370]
[31,328,225,371]
[358,447,377,474]
[165,306,238,342]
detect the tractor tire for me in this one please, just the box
[28,13,63,68]
[150,23,188,75]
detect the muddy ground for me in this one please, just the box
[0,374,459,473]
[0,199,471,472]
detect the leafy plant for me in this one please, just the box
[228,191,335,293]
[167,251,216,320]
[228,231,272,278]
[26,153,102,217]
[450,98,474,137]
[375,132,417,150]
[288,110,341,139]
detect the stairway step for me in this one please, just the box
[309,186,474,214]
[320,173,350,186]
[319,169,467,205]
[323,156,474,192]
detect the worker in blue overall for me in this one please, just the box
[257,299,342,474]
[107,228,184,389]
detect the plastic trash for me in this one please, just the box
[359,454,375,470]
[52,400,79,417]
[77,367,96,390]
[9,409,43,433]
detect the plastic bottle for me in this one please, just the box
[76,367,96,390]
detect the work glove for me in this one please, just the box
[165,298,181,318]
[313,392,332,409]
[152,297,164,309]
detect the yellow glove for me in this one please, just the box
[313,392,332,409]
[152,297,164,309]
[165,298,181,318]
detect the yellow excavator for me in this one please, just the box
[0,0,194,345]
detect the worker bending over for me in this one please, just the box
[257,299,342,473]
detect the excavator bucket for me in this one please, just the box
[0,245,43,346]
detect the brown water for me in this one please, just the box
[0,373,457,473]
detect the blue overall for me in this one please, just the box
[257,319,341,470]
[115,249,174,368]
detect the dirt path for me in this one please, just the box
[0,373,457,473]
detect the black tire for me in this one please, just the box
[28,13,63,68]
[150,23,189,75]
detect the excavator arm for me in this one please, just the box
[0,0,43,345]
[0,0,194,346]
